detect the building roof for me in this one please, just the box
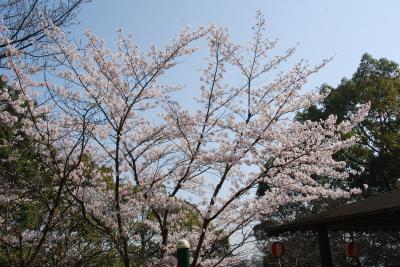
[265,188,400,236]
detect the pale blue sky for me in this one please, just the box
[72,0,400,94]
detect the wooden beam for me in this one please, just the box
[318,225,332,267]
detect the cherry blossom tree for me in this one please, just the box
[0,12,369,266]
[0,0,89,68]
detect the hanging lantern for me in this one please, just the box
[271,241,285,258]
[345,242,360,257]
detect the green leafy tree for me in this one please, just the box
[256,54,400,266]
[297,53,400,194]
[0,80,104,266]
[0,79,55,265]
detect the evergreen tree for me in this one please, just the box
[256,54,400,266]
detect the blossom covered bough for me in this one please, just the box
[0,12,369,266]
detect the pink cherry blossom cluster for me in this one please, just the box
[0,12,369,266]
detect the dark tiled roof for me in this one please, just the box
[265,188,400,236]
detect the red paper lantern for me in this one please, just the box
[271,241,285,258]
[345,242,360,257]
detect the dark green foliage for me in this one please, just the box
[256,54,400,266]
[297,53,400,194]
